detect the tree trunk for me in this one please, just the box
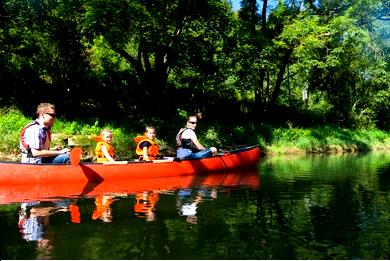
[270,49,292,105]
[255,69,265,109]
[261,0,268,32]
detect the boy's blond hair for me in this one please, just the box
[101,129,113,136]
[145,126,156,132]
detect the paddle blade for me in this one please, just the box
[70,147,82,166]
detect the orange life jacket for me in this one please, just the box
[134,135,159,160]
[93,135,115,163]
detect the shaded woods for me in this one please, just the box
[0,0,389,130]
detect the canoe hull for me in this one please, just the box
[0,145,261,184]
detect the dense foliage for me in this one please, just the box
[0,0,389,129]
[1,107,389,160]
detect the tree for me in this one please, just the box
[233,0,389,128]
[0,0,93,117]
[82,0,235,118]
[306,0,389,127]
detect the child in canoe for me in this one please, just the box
[134,126,159,161]
[93,129,116,163]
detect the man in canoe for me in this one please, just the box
[20,103,70,164]
[175,115,217,159]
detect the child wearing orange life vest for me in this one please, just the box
[134,126,159,161]
[93,129,115,163]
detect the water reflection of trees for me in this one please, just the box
[256,152,390,259]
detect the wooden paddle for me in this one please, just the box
[103,161,128,165]
[102,158,179,165]
[152,158,175,163]
[70,147,82,166]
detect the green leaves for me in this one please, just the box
[0,0,389,129]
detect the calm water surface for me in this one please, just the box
[1,152,390,260]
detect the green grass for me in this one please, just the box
[1,108,389,160]
[0,107,29,155]
[259,125,390,155]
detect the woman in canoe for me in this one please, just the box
[93,129,116,163]
[134,126,159,161]
[175,115,217,159]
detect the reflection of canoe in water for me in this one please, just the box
[0,168,261,204]
[0,145,260,184]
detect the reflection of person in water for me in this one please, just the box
[176,188,217,224]
[92,195,114,223]
[18,201,73,259]
[18,202,45,242]
[134,191,159,221]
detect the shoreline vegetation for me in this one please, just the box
[1,108,389,161]
[2,0,389,163]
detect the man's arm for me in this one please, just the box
[31,148,70,158]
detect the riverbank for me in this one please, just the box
[1,108,390,161]
[260,125,390,156]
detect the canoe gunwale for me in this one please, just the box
[0,145,260,166]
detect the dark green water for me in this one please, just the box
[1,152,390,260]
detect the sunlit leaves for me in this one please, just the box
[0,0,389,128]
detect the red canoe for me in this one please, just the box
[0,145,261,185]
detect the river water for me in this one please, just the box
[1,152,389,259]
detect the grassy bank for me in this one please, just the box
[258,125,390,155]
[1,107,389,161]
